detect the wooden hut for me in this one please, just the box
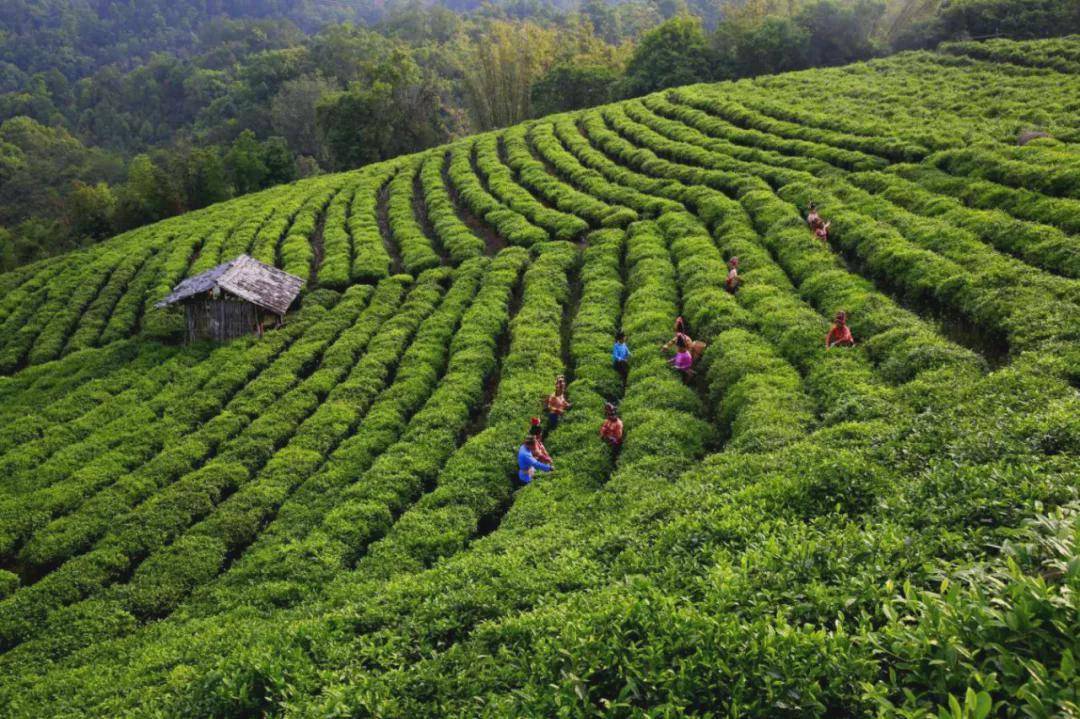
[155,254,305,343]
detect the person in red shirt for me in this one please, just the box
[807,202,824,230]
[599,402,623,447]
[725,256,740,294]
[826,311,855,350]
[545,375,571,430]
[528,417,552,464]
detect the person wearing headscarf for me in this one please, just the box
[663,316,707,362]
[545,375,571,430]
[612,330,630,381]
[599,402,624,447]
[670,335,695,379]
[517,435,553,484]
[528,417,552,464]
[725,256,740,294]
[826,310,855,349]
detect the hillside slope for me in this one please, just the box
[0,38,1078,716]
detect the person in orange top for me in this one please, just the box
[528,417,552,464]
[826,311,855,350]
[599,402,623,447]
[545,375,571,430]
[725,256,740,294]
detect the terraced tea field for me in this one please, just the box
[0,37,1077,717]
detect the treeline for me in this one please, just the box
[1,0,1077,271]
[0,122,299,269]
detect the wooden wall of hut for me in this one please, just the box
[183,295,259,342]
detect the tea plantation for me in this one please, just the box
[0,37,1077,717]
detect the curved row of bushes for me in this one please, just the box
[387,158,442,274]
[445,140,549,247]
[667,89,889,170]
[894,164,1080,235]
[473,134,589,241]
[575,107,987,383]
[0,340,161,442]
[636,96,832,175]
[350,165,397,282]
[173,255,516,616]
[317,175,361,289]
[0,292,356,563]
[931,146,1080,200]
[528,120,675,217]
[419,152,486,264]
[850,170,1080,279]
[116,266,471,621]
[501,124,636,228]
[0,277,428,650]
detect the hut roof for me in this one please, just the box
[155,255,305,316]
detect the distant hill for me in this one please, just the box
[0,0,361,83]
[0,0,589,85]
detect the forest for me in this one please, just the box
[2,0,1078,269]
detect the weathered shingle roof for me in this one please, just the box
[156,255,304,316]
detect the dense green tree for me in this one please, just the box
[531,63,621,116]
[797,0,885,67]
[723,16,811,76]
[459,20,561,130]
[656,0,692,20]
[0,117,121,228]
[261,136,299,187]
[225,130,270,196]
[620,16,715,97]
[939,0,1080,40]
[0,227,15,272]
[184,148,233,209]
[114,155,181,230]
[317,50,448,169]
[270,75,336,159]
[582,0,622,42]
[64,182,117,244]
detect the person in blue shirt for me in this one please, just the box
[612,330,630,381]
[517,435,552,484]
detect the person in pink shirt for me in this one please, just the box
[725,256,740,294]
[663,317,707,362]
[814,221,831,243]
[670,336,695,379]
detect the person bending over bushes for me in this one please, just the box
[814,221,831,243]
[528,417,552,464]
[663,316,707,362]
[807,202,830,243]
[669,335,695,380]
[725,256,741,294]
[826,310,856,350]
[517,435,553,485]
